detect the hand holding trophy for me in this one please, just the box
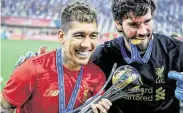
[68,63,143,113]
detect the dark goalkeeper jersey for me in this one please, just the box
[91,33,183,113]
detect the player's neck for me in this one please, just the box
[62,56,81,71]
[63,63,81,71]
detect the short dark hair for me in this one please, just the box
[111,0,156,23]
[60,2,98,33]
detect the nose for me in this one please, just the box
[137,24,147,36]
[80,37,91,48]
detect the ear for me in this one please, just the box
[58,30,65,44]
[115,21,123,32]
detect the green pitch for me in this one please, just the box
[1,39,60,90]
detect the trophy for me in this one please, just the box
[68,63,143,113]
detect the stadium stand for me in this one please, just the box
[1,0,183,41]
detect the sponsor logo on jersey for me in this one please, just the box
[121,87,166,102]
[155,87,165,101]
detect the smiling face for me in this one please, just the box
[58,21,98,70]
[116,8,153,51]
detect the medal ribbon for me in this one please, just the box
[56,48,83,113]
[120,37,153,64]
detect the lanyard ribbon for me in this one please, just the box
[120,37,153,64]
[56,48,83,113]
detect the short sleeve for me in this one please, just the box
[2,60,36,107]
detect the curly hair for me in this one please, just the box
[112,0,156,24]
[60,2,97,33]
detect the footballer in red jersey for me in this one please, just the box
[2,51,106,113]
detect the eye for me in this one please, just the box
[90,34,98,39]
[144,19,151,24]
[129,23,139,28]
[73,34,84,39]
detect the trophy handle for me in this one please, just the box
[79,65,143,113]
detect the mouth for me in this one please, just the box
[75,50,91,58]
[130,36,147,45]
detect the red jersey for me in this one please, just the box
[2,50,106,113]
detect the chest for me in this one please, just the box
[115,57,176,103]
[29,71,94,113]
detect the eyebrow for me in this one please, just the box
[73,32,99,35]
[145,18,153,22]
[128,17,153,24]
[90,32,99,35]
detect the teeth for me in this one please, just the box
[76,50,90,56]
[136,37,146,40]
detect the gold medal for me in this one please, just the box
[131,39,142,45]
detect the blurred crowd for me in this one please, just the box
[1,0,111,20]
[154,0,183,36]
[1,0,183,42]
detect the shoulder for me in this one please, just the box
[31,50,56,64]
[11,58,36,81]
[96,36,122,52]
[9,50,57,85]
[9,50,56,83]
[4,58,37,92]
[153,33,183,62]
[103,36,122,50]
[154,33,183,47]
[30,50,56,71]
[91,37,122,61]
[153,33,183,52]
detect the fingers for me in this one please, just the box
[99,99,112,110]
[14,45,46,68]
[175,87,183,100]
[91,103,107,113]
[91,99,112,113]
[169,71,183,101]
[168,71,183,81]
[14,55,26,68]
[38,45,47,55]
[91,103,99,113]
[15,45,47,68]
[25,51,37,59]
[15,51,36,68]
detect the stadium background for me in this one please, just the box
[1,0,183,111]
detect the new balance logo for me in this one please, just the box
[155,87,165,101]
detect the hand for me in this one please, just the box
[15,45,47,68]
[168,71,183,100]
[91,99,112,113]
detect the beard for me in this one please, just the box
[123,32,152,52]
